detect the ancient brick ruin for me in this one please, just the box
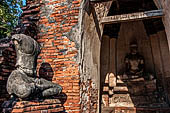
[1,0,170,113]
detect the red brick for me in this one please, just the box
[12,109,24,113]
[6,0,82,113]
[26,110,41,113]
[72,1,80,4]
[48,107,64,112]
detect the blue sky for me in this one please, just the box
[17,0,26,16]
[7,0,26,16]
[22,0,26,6]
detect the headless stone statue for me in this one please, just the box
[7,34,62,99]
[124,42,144,78]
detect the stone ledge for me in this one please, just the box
[102,107,170,113]
[11,99,64,113]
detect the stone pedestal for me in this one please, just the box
[102,107,170,113]
[10,99,64,113]
[109,76,167,107]
[101,75,170,113]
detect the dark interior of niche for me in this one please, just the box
[143,18,165,36]
[103,18,165,38]
[107,0,158,16]
[103,23,121,38]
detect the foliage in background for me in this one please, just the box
[0,0,23,39]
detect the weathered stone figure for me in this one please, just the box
[7,34,62,99]
[124,42,144,77]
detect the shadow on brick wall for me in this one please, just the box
[39,62,67,113]
[39,62,54,81]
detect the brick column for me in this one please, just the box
[37,0,81,112]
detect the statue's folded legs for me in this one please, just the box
[35,77,62,97]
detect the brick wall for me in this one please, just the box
[80,79,98,113]
[79,2,113,112]
[1,0,170,113]
[0,0,113,113]
[0,1,40,112]
[37,0,81,112]
[0,45,16,112]
[6,0,82,112]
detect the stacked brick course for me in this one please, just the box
[0,0,110,113]
[0,1,40,112]
[8,0,82,113]
[37,0,81,112]
[0,45,16,112]
[20,0,40,39]
[11,99,64,113]
[80,79,98,113]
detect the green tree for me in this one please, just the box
[0,0,23,38]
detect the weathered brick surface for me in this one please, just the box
[37,0,81,112]
[21,0,40,26]
[11,99,64,113]
[0,46,16,112]
[1,0,113,113]
[80,79,98,113]
[79,2,113,112]
[1,0,82,112]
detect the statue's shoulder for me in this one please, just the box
[12,34,37,44]
[8,70,25,81]
[12,34,40,55]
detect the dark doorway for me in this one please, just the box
[100,0,170,113]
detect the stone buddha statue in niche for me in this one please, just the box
[124,42,145,79]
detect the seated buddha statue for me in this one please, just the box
[124,42,144,79]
